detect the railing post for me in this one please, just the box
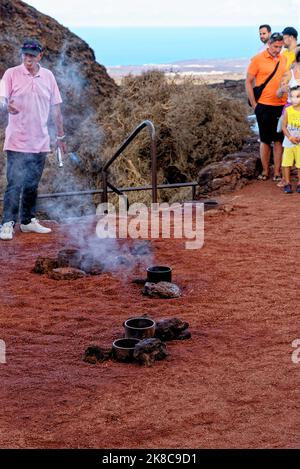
[102,120,158,205]
[101,170,108,204]
[192,184,196,201]
[148,123,157,204]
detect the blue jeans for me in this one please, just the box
[2,151,47,225]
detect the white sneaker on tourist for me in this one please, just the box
[0,221,15,240]
[20,218,52,234]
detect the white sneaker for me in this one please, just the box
[0,221,14,240]
[20,218,52,234]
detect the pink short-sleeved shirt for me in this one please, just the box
[0,63,62,153]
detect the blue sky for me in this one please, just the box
[27,0,300,27]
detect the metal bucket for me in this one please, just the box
[112,338,140,362]
[124,317,156,339]
[147,266,172,283]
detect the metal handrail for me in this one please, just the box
[101,120,157,204]
[0,181,200,203]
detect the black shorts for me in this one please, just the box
[255,103,284,144]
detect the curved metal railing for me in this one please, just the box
[101,120,157,204]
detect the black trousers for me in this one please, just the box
[2,151,47,225]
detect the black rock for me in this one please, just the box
[142,281,182,298]
[155,317,190,341]
[131,278,147,285]
[33,256,58,274]
[83,346,112,364]
[176,330,192,340]
[133,338,168,366]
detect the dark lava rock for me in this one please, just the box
[79,252,104,275]
[57,248,82,269]
[131,278,147,285]
[142,281,182,298]
[155,317,190,341]
[87,265,104,276]
[133,338,168,366]
[83,346,112,364]
[176,330,192,340]
[33,256,58,274]
[48,267,86,280]
[57,249,104,275]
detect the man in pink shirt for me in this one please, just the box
[0,38,66,240]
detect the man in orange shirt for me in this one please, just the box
[246,32,287,180]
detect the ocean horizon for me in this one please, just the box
[72,26,285,67]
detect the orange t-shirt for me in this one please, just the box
[247,49,287,106]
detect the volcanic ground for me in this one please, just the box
[1,180,300,448]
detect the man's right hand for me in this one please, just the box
[7,100,19,115]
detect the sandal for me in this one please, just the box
[258,173,269,181]
[272,175,282,182]
[277,179,286,187]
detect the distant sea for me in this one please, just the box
[71,26,284,67]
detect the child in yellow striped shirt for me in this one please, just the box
[282,85,300,193]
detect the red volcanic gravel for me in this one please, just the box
[1,180,300,448]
